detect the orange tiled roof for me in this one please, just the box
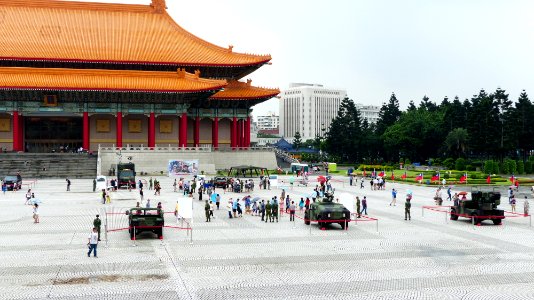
[211,80,280,100]
[0,67,227,93]
[0,0,271,67]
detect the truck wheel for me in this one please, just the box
[493,219,502,225]
[304,211,310,225]
[130,230,135,240]
[472,213,481,225]
[450,209,458,221]
[339,222,347,230]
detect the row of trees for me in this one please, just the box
[315,88,534,164]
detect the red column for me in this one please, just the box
[148,113,156,148]
[212,117,219,149]
[194,117,200,147]
[245,116,251,148]
[116,112,123,148]
[238,120,243,148]
[12,111,19,152]
[83,112,90,150]
[231,117,237,148]
[18,113,24,151]
[180,113,188,147]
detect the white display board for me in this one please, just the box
[178,198,193,219]
[339,193,355,214]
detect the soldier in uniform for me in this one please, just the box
[265,201,272,223]
[405,197,411,221]
[204,200,211,222]
[272,199,279,222]
[93,214,102,241]
[355,197,361,218]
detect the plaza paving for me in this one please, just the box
[1,176,534,299]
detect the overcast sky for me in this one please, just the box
[79,0,534,118]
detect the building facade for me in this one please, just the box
[0,0,279,153]
[256,112,279,131]
[355,103,381,124]
[279,83,347,141]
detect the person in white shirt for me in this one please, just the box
[32,204,39,223]
[87,227,99,258]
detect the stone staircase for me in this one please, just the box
[0,153,97,179]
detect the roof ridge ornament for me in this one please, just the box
[151,0,167,13]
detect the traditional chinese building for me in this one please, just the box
[0,0,279,153]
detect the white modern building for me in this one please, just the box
[355,103,381,124]
[256,112,279,131]
[280,83,347,141]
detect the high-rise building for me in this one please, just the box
[280,83,347,141]
[256,112,279,131]
[355,103,381,124]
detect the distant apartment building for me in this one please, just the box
[355,103,381,124]
[256,112,279,131]
[280,83,347,141]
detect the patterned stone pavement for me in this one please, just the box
[1,176,534,299]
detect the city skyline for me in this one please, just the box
[72,0,534,117]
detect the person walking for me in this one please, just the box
[173,179,177,192]
[260,200,266,221]
[289,201,296,222]
[2,182,6,195]
[209,200,215,218]
[356,196,361,218]
[25,189,32,205]
[511,195,517,213]
[93,214,102,241]
[232,198,238,218]
[227,199,233,219]
[216,194,221,210]
[101,189,106,204]
[405,197,411,221]
[390,189,397,206]
[299,198,304,212]
[272,199,279,222]
[32,203,40,223]
[93,179,97,192]
[87,227,99,258]
[66,178,71,191]
[205,200,211,222]
[139,188,144,202]
[149,178,153,190]
[146,199,151,208]
[360,196,368,215]
[447,186,452,201]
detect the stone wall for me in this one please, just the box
[98,147,278,176]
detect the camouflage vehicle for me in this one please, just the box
[125,208,164,239]
[450,191,505,225]
[304,190,351,229]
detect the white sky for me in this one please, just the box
[75,0,534,118]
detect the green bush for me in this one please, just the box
[517,161,525,174]
[466,165,476,172]
[508,160,517,174]
[526,161,532,174]
[484,160,493,174]
[493,162,500,174]
[443,173,450,179]
[470,173,479,179]
[455,158,467,171]
[443,158,455,170]
[501,161,508,174]
[405,158,411,165]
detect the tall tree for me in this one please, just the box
[293,131,302,151]
[376,93,401,135]
[325,98,363,162]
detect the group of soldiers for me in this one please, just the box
[261,198,279,223]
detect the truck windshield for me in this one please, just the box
[120,170,134,177]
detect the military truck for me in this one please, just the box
[117,163,135,189]
[304,190,351,229]
[450,191,505,225]
[125,208,164,239]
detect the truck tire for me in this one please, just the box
[339,221,347,230]
[471,213,481,225]
[493,219,502,225]
[304,211,310,225]
[450,209,458,221]
[130,229,135,240]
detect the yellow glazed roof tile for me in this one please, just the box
[0,0,272,67]
[0,67,227,93]
[211,80,280,100]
